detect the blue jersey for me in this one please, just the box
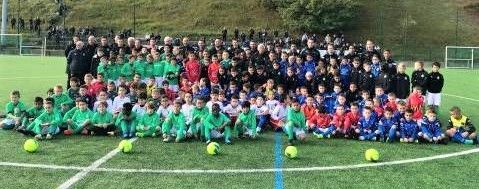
[371,62,381,78]
[358,116,377,131]
[303,61,317,75]
[198,87,210,98]
[376,94,388,106]
[339,63,352,77]
[420,117,441,133]
[400,119,418,138]
[378,117,396,132]
[393,111,405,124]
[279,60,288,75]
[358,99,366,112]
[325,92,339,114]
[296,95,307,105]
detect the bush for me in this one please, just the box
[275,0,360,32]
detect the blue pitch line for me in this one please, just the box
[274,132,284,189]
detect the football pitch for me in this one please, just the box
[0,55,478,189]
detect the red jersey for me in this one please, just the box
[331,113,347,129]
[301,104,316,120]
[90,81,106,96]
[308,113,331,128]
[408,92,424,120]
[165,88,177,101]
[384,100,397,112]
[180,80,192,93]
[345,111,360,129]
[374,106,384,118]
[185,59,201,83]
[208,61,220,84]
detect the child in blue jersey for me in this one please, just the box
[325,84,341,114]
[400,109,419,143]
[357,107,378,141]
[393,100,407,124]
[418,107,445,144]
[374,86,388,106]
[378,107,397,142]
[358,90,370,112]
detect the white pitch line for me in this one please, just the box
[443,93,479,102]
[0,162,84,171]
[1,147,478,174]
[56,137,137,189]
[91,147,479,174]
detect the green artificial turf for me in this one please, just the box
[0,55,478,188]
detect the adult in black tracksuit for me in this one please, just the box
[300,39,321,61]
[64,36,80,88]
[67,41,89,86]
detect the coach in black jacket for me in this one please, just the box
[67,41,89,86]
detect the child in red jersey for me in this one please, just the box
[208,55,221,86]
[345,103,361,138]
[330,105,349,138]
[301,96,316,121]
[373,97,384,119]
[408,86,424,121]
[184,52,201,84]
[384,92,398,112]
[308,106,332,138]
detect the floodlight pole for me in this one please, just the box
[1,0,8,44]
[16,0,18,34]
[133,1,136,37]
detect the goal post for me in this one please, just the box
[445,46,479,69]
[0,34,46,56]
[0,33,22,55]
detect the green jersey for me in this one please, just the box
[287,108,306,128]
[133,60,146,78]
[191,107,209,124]
[115,112,138,126]
[203,113,230,129]
[120,62,134,78]
[97,63,108,78]
[221,59,231,69]
[139,112,161,128]
[34,111,62,127]
[107,63,120,81]
[163,63,180,85]
[53,93,73,110]
[26,107,44,119]
[237,110,256,127]
[72,109,94,124]
[63,107,78,123]
[5,101,27,118]
[152,60,165,77]
[144,62,154,78]
[164,112,186,129]
[92,111,114,125]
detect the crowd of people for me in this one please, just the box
[0,32,477,146]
